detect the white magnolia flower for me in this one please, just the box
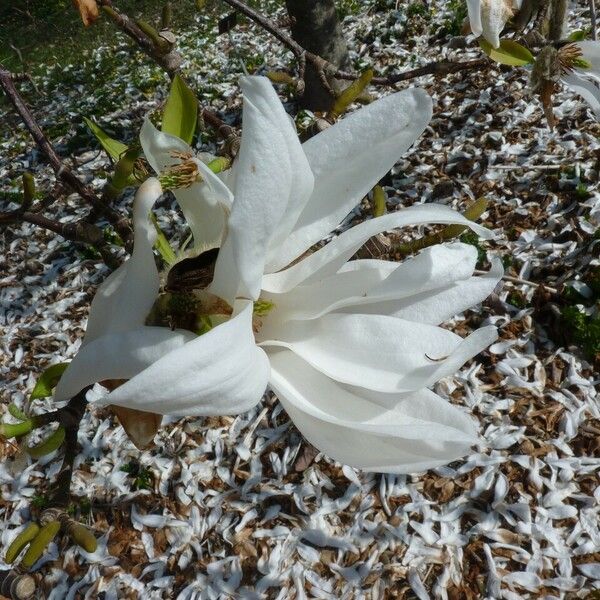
[467,0,521,48]
[139,119,233,250]
[56,77,502,472]
[559,41,600,119]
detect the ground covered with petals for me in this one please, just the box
[1,1,600,598]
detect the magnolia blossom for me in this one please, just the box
[559,41,600,119]
[56,77,502,472]
[467,0,521,48]
[139,119,233,250]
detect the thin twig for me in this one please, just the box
[47,388,90,508]
[0,67,133,249]
[591,0,598,40]
[220,0,488,86]
[475,270,559,294]
[98,0,234,140]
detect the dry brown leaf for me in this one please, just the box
[100,379,162,449]
[110,405,163,450]
[72,0,99,27]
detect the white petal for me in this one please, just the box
[562,73,600,118]
[342,255,504,325]
[269,350,478,473]
[261,312,497,393]
[467,0,483,36]
[211,77,308,303]
[264,260,394,322]
[140,118,233,249]
[172,183,227,252]
[84,177,161,344]
[262,203,493,294]
[481,0,512,48]
[140,118,192,174]
[54,327,195,401]
[273,88,432,270]
[265,242,483,322]
[107,302,269,416]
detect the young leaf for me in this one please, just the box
[479,39,534,67]
[151,214,177,266]
[162,75,198,145]
[30,363,69,401]
[568,30,587,42]
[83,117,128,162]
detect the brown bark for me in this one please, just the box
[285,0,349,111]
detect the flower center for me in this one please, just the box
[158,151,203,190]
[557,43,592,74]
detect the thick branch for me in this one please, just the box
[98,0,183,77]
[0,67,133,248]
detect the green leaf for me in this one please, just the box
[569,30,587,42]
[30,363,69,400]
[151,214,177,265]
[84,117,128,162]
[162,75,198,145]
[479,39,534,67]
[8,403,28,421]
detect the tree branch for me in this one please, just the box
[0,67,133,248]
[98,0,235,141]
[219,0,488,86]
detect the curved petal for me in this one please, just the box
[172,183,228,252]
[84,177,162,344]
[140,118,233,249]
[265,243,481,322]
[562,73,600,118]
[272,88,432,270]
[269,350,478,473]
[106,302,270,416]
[467,0,483,36]
[211,77,308,303]
[261,203,494,294]
[260,313,497,393]
[140,118,192,174]
[339,255,504,325]
[481,0,512,48]
[54,327,195,401]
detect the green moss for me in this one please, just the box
[121,460,153,490]
[31,494,50,510]
[507,291,528,309]
[438,0,467,37]
[561,305,600,361]
[576,182,590,200]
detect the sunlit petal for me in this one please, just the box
[271,88,432,271]
[269,350,479,473]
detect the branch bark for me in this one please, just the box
[220,0,488,87]
[0,67,133,249]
